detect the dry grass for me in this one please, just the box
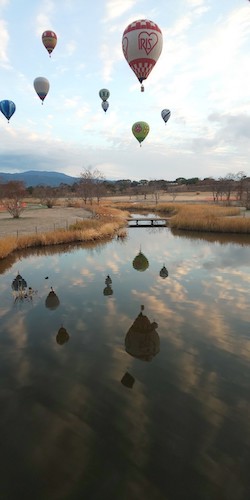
[0,204,128,260]
[109,201,250,233]
[0,200,248,260]
[167,204,250,233]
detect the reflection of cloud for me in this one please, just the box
[6,314,27,350]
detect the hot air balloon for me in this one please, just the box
[122,19,163,91]
[33,77,50,104]
[132,121,149,146]
[99,89,110,101]
[132,251,149,271]
[42,30,57,56]
[12,273,27,292]
[0,100,16,122]
[125,305,160,361]
[159,265,168,279]
[102,101,109,113]
[121,372,135,389]
[56,326,70,345]
[45,287,60,310]
[161,109,171,124]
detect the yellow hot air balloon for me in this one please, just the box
[42,30,57,57]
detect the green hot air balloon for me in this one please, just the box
[132,251,149,272]
[132,121,149,146]
[99,89,110,101]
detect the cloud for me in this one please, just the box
[35,0,55,35]
[103,0,137,22]
[0,19,9,66]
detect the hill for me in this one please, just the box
[0,170,79,187]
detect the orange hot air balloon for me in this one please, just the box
[42,30,57,57]
[122,19,163,91]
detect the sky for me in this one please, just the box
[0,0,250,181]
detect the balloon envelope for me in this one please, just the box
[42,30,57,55]
[161,109,171,124]
[99,89,110,101]
[132,251,149,271]
[34,77,50,102]
[0,100,16,121]
[122,19,163,89]
[132,121,150,144]
[102,101,109,112]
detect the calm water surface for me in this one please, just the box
[0,225,250,500]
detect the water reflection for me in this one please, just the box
[103,275,113,296]
[56,326,70,345]
[125,305,160,361]
[11,272,37,304]
[0,227,250,499]
[45,287,60,310]
[121,371,135,388]
[159,264,168,278]
[132,250,149,272]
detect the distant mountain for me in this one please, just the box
[0,170,80,187]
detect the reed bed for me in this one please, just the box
[110,201,250,234]
[0,205,128,260]
[0,201,248,260]
[163,203,250,233]
[111,201,240,217]
[170,211,250,233]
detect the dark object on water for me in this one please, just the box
[56,326,70,345]
[45,287,60,310]
[12,273,27,291]
[121,372,135,389]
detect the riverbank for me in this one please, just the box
[0,201,250,260]
[0,204,128,259]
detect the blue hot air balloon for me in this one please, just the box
[0,100,16,122]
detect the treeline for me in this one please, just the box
[1,169,250,218]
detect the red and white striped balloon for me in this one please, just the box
[122,19,163,91]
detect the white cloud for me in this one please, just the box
[0,19,9,65]
[35,0,55,35]
[103,0,137,22]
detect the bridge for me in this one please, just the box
[127,217,170,227]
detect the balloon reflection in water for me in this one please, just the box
[103,275,113,296]
[56,326,70,345]
[121,372,135,389]
[12,273,27,291]
[11,272,37,304]
[132,251,149,272]
[45,287,60,310]
[159,265,168,279]
[125,305,160,361]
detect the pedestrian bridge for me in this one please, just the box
[127,217,170,227]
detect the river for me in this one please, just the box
[0,224,250,499]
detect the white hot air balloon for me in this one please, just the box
[33,77,50,104]
[161,109,171,124]
[122,19,163,92]
[102,101,109,113]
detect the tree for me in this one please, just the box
[33,185,58,208]
[0,181,26,218]
[78,167,105,204]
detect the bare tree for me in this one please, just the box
[33,185,58,208]
[0,181,26,218]
[78,167,105,204]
